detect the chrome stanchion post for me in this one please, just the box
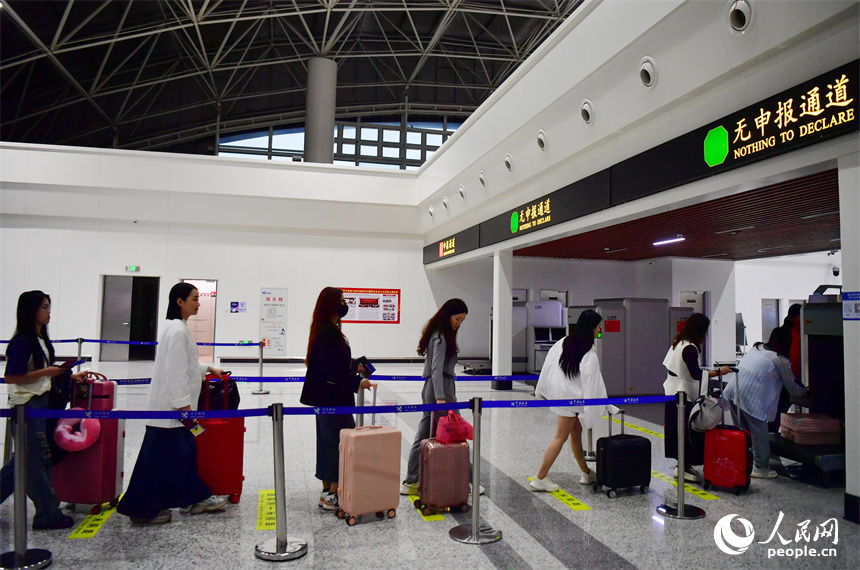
[255,403,307,562]
[76,338,84,373]
[356,390,365,427]
[450,397,502,545]
[656,392,705,520]
[253,340,270,395]
[584,428,596,462]
[0,406,52,570]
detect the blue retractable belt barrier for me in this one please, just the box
[11,396,674,421]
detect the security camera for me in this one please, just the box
[832,265,840,277]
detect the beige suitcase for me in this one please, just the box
[336,389,401,525]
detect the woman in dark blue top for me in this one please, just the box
[1,290,85,529]
[301,287,372,511]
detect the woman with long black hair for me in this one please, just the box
[530,309,608,492]
[0,290,85,529]
[662,313,731,483]
[400,298,469,495]
[118,282,227,524]
[300,287,372,511]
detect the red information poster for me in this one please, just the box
[341,288,401,324]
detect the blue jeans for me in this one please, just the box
[733,404,770,469]
[0,393,65,527]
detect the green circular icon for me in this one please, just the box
[510,211,519,233]
[704,126,729,167]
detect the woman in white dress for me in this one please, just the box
[530,310,608,492]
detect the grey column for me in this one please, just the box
[839,152,859,520]
[492,249,514,377]
[304,57,337,164]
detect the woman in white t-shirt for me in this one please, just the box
[118,283,227,524]
[662,313,731,483]
[530,310,608,492]
[1,291,87,529]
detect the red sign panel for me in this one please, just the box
[604,319,621,333]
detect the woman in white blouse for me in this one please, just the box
[530,310,608,492]
[118,283,227,524]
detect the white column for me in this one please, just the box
[492,249,514,377]
[838,151,859,522]
[304,57,337,164]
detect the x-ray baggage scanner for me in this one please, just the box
[526,301,566,373]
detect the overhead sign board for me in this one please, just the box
[422,225,480,264]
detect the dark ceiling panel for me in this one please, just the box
[0,0,583,152]
[513,169,841,262]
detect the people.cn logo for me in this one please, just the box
[714,514,756,555]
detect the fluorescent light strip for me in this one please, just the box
[757,245,792,253]
[800,211,839,220]
[652,237,685,246]
[604,247,629,254]
[702,253,729,258]
[714,225,755,235]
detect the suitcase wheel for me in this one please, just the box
[336,508,345,519]
[229,494,240,504]
[459,503,470,513]
[376,511,385,519]
[702,480,712,490]
[90,504,102,515]
[346,515,357,526]
[387,509,396,519]
[734,486,744,496]
[109,498,119,508]
[592,484,602,493]
[421,506,432,517]
[413,498,422,509]
[606,489,617,499]
[639,485,649,494]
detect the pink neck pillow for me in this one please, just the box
[54,409,101,452]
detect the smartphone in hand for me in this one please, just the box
[57,358,85,369]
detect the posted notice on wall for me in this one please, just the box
[341,288,400,324]
[260,288,288,356]
[843,291,860,321]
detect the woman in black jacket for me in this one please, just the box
[300,287,372,511]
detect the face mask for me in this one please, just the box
[338,303,349,318]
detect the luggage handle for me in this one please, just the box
[355,386,381,430]
[607,408,625,436]
[72,371,105,411]
[202,371,232,411]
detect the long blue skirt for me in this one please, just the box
[117,426,211,519]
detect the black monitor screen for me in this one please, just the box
[534,328,550,342]
[551,328,567,341]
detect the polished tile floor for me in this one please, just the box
[1,362,856,569]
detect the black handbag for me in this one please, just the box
[198,372,240,410]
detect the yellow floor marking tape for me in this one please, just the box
[602,417,664,439]
[408,494,445,521]
[69,499,120,539]
[257,489,276,530]
[650,470,720,500]
[527,478,591,511]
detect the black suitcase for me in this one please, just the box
[594,409,651,498]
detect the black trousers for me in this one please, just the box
[664,400,705,467]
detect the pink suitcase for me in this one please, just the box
[51,373,125,514]
[336,388,401,526]
[414,412,470,515]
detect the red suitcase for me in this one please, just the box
[703,372,752,495]
[195,373,245,504]
[51,373,125,514]
[336,388,401,526]
[414,412,470,515]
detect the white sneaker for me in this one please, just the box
[751,467,778,479]
[318,492,339,511]
[469,483,485,495]
[189,495,228,514]
[399,481,418,496]
[529,476,559,492]
[672,465,702,483]
[579,470,597,485]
